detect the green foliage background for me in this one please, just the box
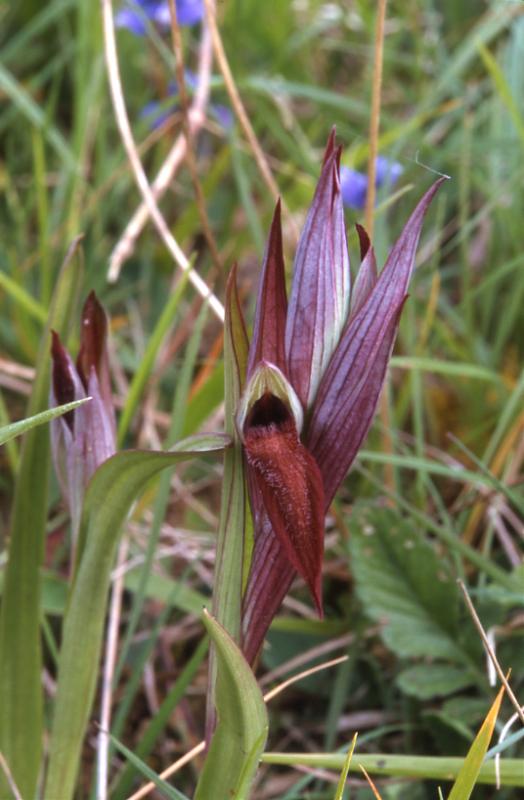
[0,0,523,797]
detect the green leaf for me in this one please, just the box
[334,733,358,800]
[117,268,191,444]
[43,434,228,800]
[396,664,476,701]
[0,398,90,446]
[0,237,83,800]
[447,687,504,800]
[108,732,190,800]
[111,638,209,800]
[123,568,207,616]
[105,734,189,800]
[348,506,466,661]
[211,267,249,649]
[0,268,48,323]
[262,752,524,787]
[194,610,268,800]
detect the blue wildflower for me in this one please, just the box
[140,71,234,133]
[340,156,403,210]
[115,0,203,35]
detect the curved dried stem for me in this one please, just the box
[168,0,223,276]
[103,4,223,323]
[202,0,298,241]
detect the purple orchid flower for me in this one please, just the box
[340,156,404,210]
[115,0,203,35]
[50,293,116,543]
[229,131,444,664]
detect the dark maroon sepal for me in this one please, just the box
[76,291,108,386]
[51,331,76,431]
[247,201,288,377]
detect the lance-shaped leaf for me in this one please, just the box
[207,266,249,739]
[211,266,249,644]
[247,200,287,378]
[44,434,228,800]
[0,399,90,447]
[448,686,505,800]
[285,140,350,409]
[243,393,324,614]
[308,177,446,503]
[195,610,268,800]
[0,237,82,800]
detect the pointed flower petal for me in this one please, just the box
[50,294,117,541]
[308,178,446,502]
[285,141,350,409]
[242,515,295,664]
[51,332,80,432]
[76,292,115,435]
[243,394,324,614]
[350,223,378,318]
[247,201,287,378]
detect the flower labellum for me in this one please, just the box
[238,364,324,613]
[231,130,445,664]
[50,292,116,543]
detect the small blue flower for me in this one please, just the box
[340,156,403,210]
[140,71,234,133]
[210,103,234,131]
[115,0,203,35]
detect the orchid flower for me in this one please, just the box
[50,293,116,544]
[231,131,444,663]
[341,156,404,210]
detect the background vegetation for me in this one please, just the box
[0,0,523,797]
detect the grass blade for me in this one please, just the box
[0,398,90,447]
[447,687,505,799]
[0,238,83,800]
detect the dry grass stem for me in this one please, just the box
[359,764,384,799]
[96,537,130,800]
[0,753,22,800]
[168,0,223,276]
[107,21,214,282]
[101,0,223,321]
[127,653,348,799]
[364,0,388,237]
[202,0,298,240]
[458,579,524,725]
